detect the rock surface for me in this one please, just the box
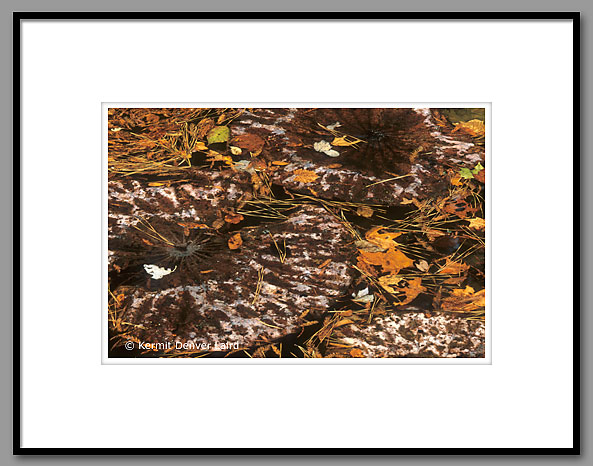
[111,205,356,351]
[327,312,485,358]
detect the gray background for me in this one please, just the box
[4,0,589,464]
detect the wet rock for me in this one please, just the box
[327,312,485,358]
[111,205,356,351]
[108,168,252,269]
[230,108,485,206]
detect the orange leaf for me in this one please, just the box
[358,248,414,274]
[271,161,290,166]
[438,259,469,275]
[364,226,403,251]
[224,212,244,224]
[350,348,365,358]
[394,277,426,307]
[228,233,243,250]
[441,286,485,313]
[292,169,319,184]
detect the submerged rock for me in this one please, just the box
[327,312,485,358]
[111,205,356,351]
[230,108,485,206]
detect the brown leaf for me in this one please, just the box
[228,233,243,250]
[292,169,319,184]
[441,286,485,313]
[231,133,265,153]
[356,205,374,218]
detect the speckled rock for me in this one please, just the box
[229,108,485,206]
[112,205,356,351]
[327,312,485,358]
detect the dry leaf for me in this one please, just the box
[271,161,290,166]
[231,133,265,153]
[331,135,363,147]
[466,217,486,230]
[378,274,402,294]
[356,205,374,218]
[474,168,485,183]
[358,248,414,274]
[394,277,426,306]
[438,259,470,276]
[441,286,485,313]
[229,146,242,155]
[228,233,243,250]
[365,226,403,250]
[292,169,319,184]
[224,212,244,224]
[349,348,364,358]
[193,141,208,151]
[452,119,485,138]
[416,259,430,272]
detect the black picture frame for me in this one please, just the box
[13,11,581,456]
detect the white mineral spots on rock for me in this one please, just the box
[330,312,485,358]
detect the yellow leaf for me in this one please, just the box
[441,286,485,313]
[228,233,243,250]
[230,146,242,155]
[292,169,319,184]
[271,161,290,166]
[467,217,486,230]
[331,135,364,147]
[193,141,208,151]
[451,119,485,138]
[378,274,402,294]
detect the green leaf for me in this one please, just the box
[459,167,474,179]
[206,126,230,145]
[471,162,484,174]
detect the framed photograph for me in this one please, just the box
[15,12,579,454]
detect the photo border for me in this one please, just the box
[13,11,581,455]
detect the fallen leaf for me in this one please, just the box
[292,169,319,184]
[438,259,469,276]
[229,146,242,155]
[356,205,374,218]
[365,226,403,250]
[378,274,402,294]
[177,222,209,230]
[358,248,414,274]
[474,168,485,183]
[415,259,430,272]
[441,286,485,313]
[451,119,485,138]
[212,218,226,230]
[271,161,290,166]
[394,277,426,306]
[206,126,230,145]
[331,135,363,147]
[350,348,365,358]
[224,212,244,224]
[232,133,265,153]
[466,217,486,230]
[228,233,243,250]
[193,141,208,151]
